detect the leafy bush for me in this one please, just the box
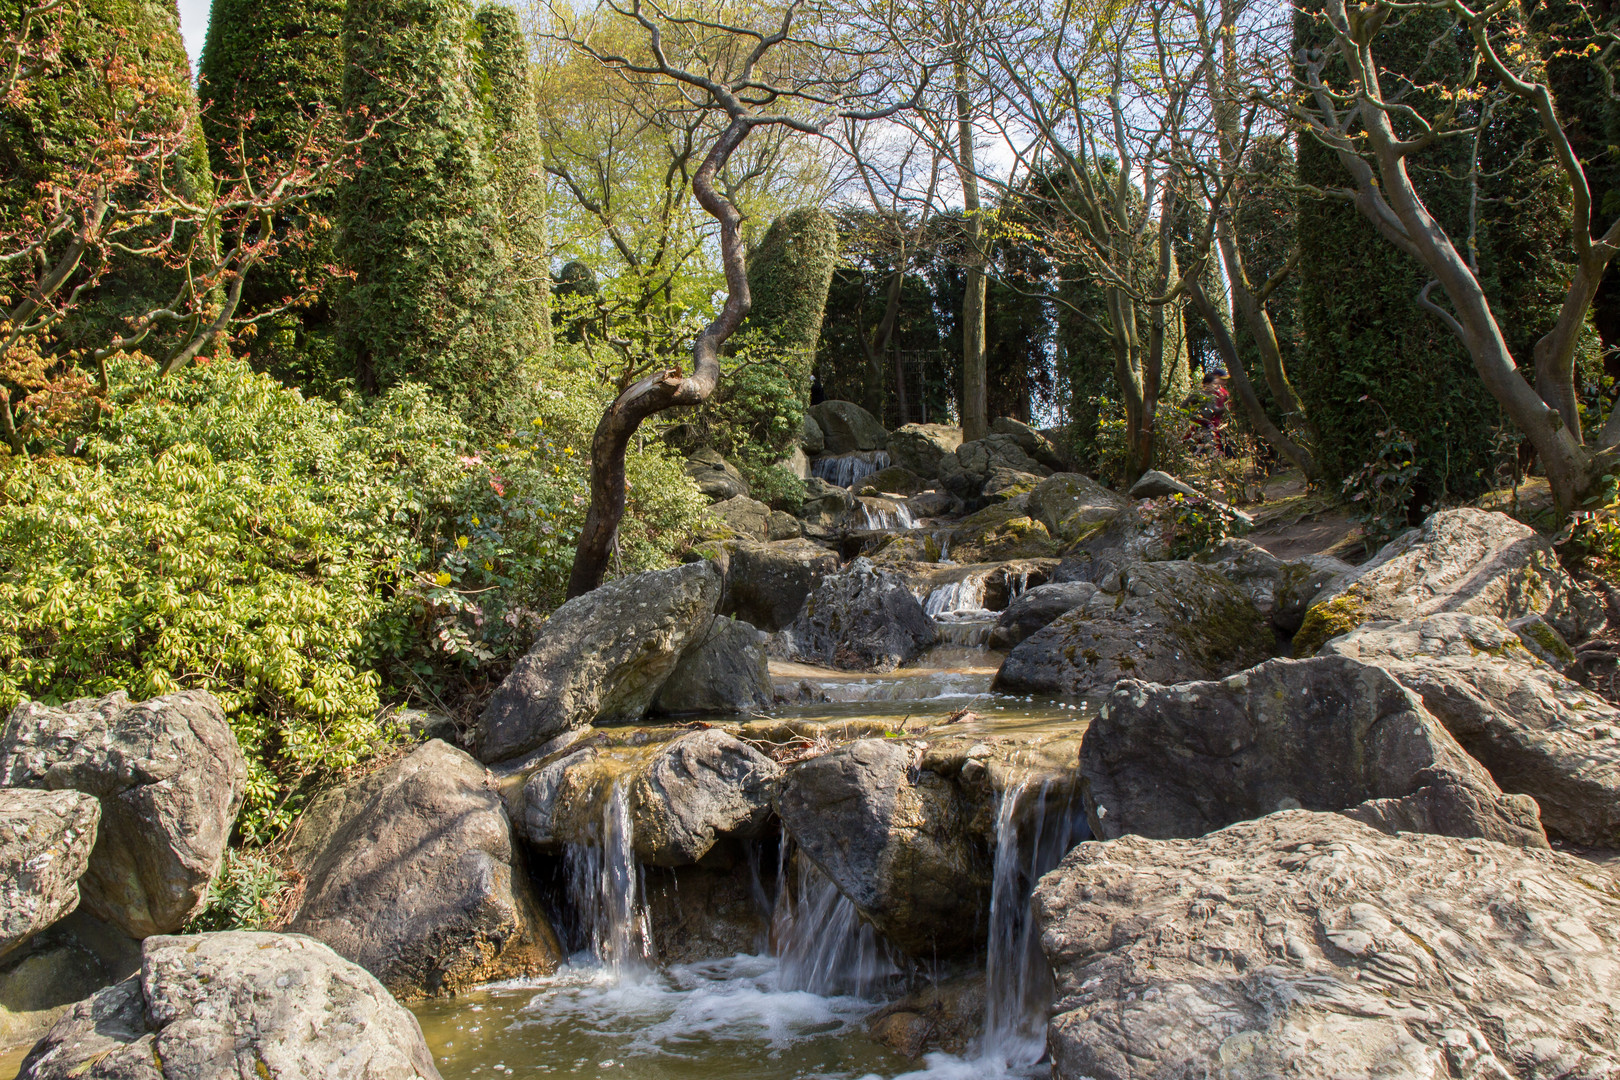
[1140,492,1249,560]
[1343,425,1424,555]
[0,353,705,840]
[189,848,291,931]
[1092,395,1198,488]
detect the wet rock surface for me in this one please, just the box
[17,931,444,1079]
[776,739,989,957]
[478,561,722,762]
[653,616,774,715]
[1295,507,1603,655]
[1034,811,1620,1080]
[628,729,782,866]
[1081,655,1548,848]
[995,560,1272,696]
[783,557,936,671]
[1323,613,1620,847]
[287,740,561,998]
[0,691,245,940]
[0,790,98,962]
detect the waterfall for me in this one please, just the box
[925,573,990,618]
[860,500,916,531]
[564,782,654,977]
[772,851,903,997]
[980,778,1083,1066]
[811,451,890,489]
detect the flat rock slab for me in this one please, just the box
[287,740,560,998]
[1,691,245,939]
[994,560,1273,696]
[1034,810,1620,1080]
[17,931,443,1079]
[1323,613,1620,847]
[1294,507,1603,655]
[478,561,721,763]
[1081,655,1548,849]
[0,790,99,962]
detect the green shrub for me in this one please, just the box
[0,354,704,840]
[189,848,291,931]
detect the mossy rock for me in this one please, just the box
[1292,591,1369,657]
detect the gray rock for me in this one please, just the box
[904,490,963,520]
[887,424,963,479]
[1081,655,1548,849]
[939,436,1054,504]
[478,561,721,762]
[718,538,840,632]
[286,741,560,998]
[1323,613,1620,847]
[0,790,98,962]
[798,476,859,527]
[766,510,803,541]
[17,931,443,1079]
[0,910,139,1053]
[1,691,246,939]
[653,616,774,715]
[785,557,937,671]
[988,582,1098,651]
[799,413,825,455]
[1128,469,1201,499]
[989,417,1067,472]
[980,466,1043,504]
[856,465,924,497]
[776,740,988,957]
[683,447,750,501]
[994,560,1272,696]
[807,400,889,453]
[1034,811,1620,1080]
[1193,538,1352,633]
[709,494,771,540]
[630,729,783,865]
[1026,473,1129,544]
[1294,507,1604,655]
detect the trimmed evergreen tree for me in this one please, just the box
[198,0,346,390]
[473,4,550,356]
[335,0,528,421]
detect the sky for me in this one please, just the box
[178,0,210,67]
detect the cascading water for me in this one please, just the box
[563,781,654,977]
[860,500,917,531]
[773,850,905,997]
[980,777,1085,1068]
[813,450,891,488]
[925,572,997,649]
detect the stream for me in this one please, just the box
[411,569,1091,1080]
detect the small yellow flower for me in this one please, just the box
[496,442,510,451]
[532,417,543,426]
[564,446,575,455]
[435,572,451,587]
[456,535,469,550]
[471,515,480,526]
[484,561,494,572]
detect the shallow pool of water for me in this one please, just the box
[409,955,1048,1080]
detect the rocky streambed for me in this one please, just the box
[5,402,1620,1079]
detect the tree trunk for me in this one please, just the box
[567,118,752,597]
[954,53,990,442]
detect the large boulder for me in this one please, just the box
[946,503,1062,563]
[856,465,924,497]
[285,740,560,998]
[1026,474,1128,544]
[477,561,721,763]
[515,731,780,867]
[17,931,443,1080]
[784,557,937,671]
[629,729,783,865]
[1193,538,1352,633]
[938,436,1053,504]
[1294,507,1604,655]
[1323,613,1620,847]
[707,494,771,540]
[988,582,1098,651]
[807,400,889,453]
[652,616,773,714]
[683,447,749,501]
[715,537,839,632]
[776,740,989,957]
[1,691,246,939]
[1034,811,1620,1080]
[799,413,825,455]
[887,423,962,479]
[798,476,859,527]
[0,790,98,962]
[989,417,1067,472]
[995,560,1272,696]
[1,910,139,1053]
[1081,655,1548,849]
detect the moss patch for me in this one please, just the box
[1292,591,1369,657]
